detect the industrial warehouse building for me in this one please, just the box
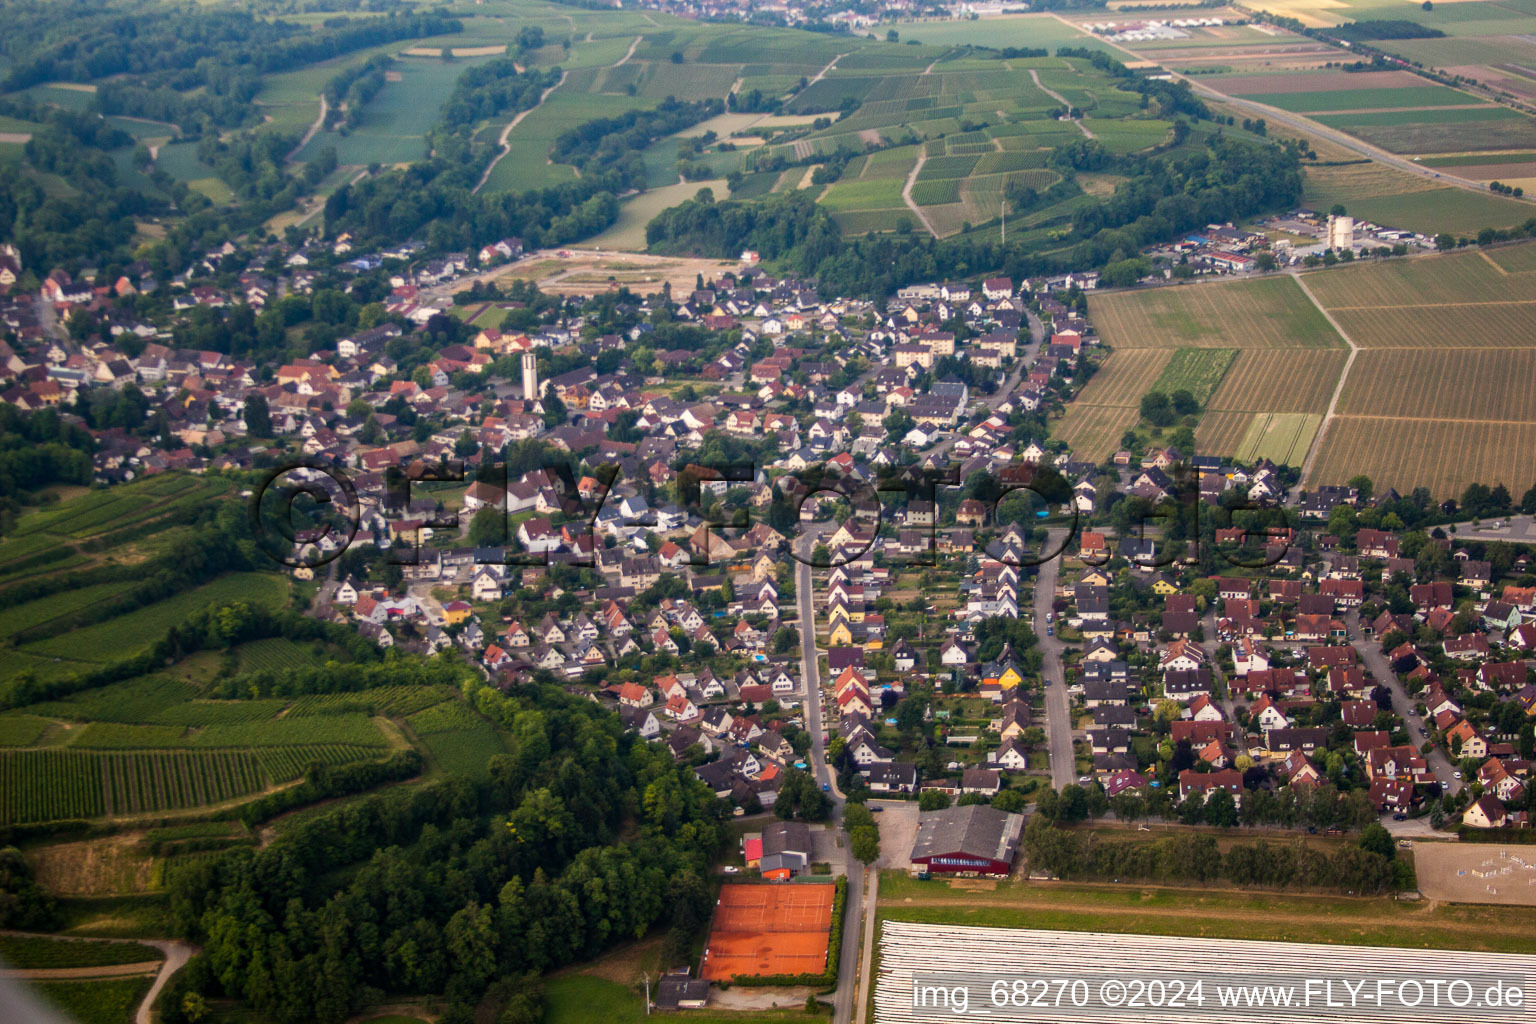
[908,804,1025,876]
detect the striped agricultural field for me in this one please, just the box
[1309,417,1536,499]
[1087,276,1346,350]
[1335,349,1536,422]
[1070,349,1172,408]
[1052,404,1142,463]
[1206,349,1347,415]
[876,920,1536,1024]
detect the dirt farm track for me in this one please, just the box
[1414,843,1536,907]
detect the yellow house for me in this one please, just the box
[999,663,1024,690]
[1151,577,1180,595]
[443,600,472,626]
[828,620,854,646]
[1080,567,1111,588]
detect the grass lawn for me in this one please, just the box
[545,975,815,1024]
[584,179,728,250]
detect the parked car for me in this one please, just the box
[723,866,740,874]
[822,782,831,792]
[1392,813,1407,821]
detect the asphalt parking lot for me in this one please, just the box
[870,799,918,872]
[811,823,847,873]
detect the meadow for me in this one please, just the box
[1088,276,1345,349]
[1150,347,1236,404]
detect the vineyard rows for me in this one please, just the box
[193,713,385,748]
[285,685,455,718]
[0,749,268,823]
[254,744,380,781]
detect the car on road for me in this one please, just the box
[723,866,739,874]
[1046,626,1054,636]
[822,782,831,792]
[871,805,884,813]
[1453,771,1462,779]
[1392,813,1407,821]
[1419,727,1428,736]
[1078,776,1091,784]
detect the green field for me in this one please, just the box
[298,57,496,165]
[1231,85,1480,112]
[406,701,505,778]
[544,975,811,1024]
[1316,105,1524,128]
[586,179,730,249]
[13,572,292,671]
[0,936,162,969]
[884,14,1112,53]
[34,976,154,1024]
[0,748,271,823]
[1323,187,1535,235]
[1151,348,1237,405]
[1234,412,1324,466]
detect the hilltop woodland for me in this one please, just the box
[157,683,724,1024]
[646,126,1305,298]
[0,0,1311,300]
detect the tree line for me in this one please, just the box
[1023,816,1408,893]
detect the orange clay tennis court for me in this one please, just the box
[700,883,834,980]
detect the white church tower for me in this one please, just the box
[521,351,539,402]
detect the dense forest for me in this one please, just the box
[160,683,725,1024]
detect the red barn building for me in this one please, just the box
[908,804,1024,877]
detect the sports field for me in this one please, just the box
[1415,844,1536,907]
[700,883,834,981]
